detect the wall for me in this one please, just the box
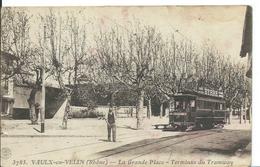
[12,85,65,119]
[13,86,42,108]
[70,105,147,118]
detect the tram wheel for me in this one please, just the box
[203,122,214,129]
[195,122,203,129]
[180,126,187,131]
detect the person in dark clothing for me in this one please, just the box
[106,107,116,142]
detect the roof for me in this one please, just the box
[240,6,252,58]
[174,94,197,98]
[174,89,225,101]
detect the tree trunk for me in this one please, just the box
[74,64,78,85]
[249,105,251,124]
[28,87,38,124]
[136,90,144,129]
[239,107,242,124]
[147,99,152,119]
[68,72,72,86]
[228,105,232,124]
[160,103,163,118]
[110,91,118,107]
[244,106,247,124]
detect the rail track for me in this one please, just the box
[23,132,151,157]
[92,130,219,160]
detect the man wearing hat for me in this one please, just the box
[106,105,117,142]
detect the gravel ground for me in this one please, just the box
[1,116,251,167]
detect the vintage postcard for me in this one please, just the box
[1,6,252,167]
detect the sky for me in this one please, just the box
[13,6,247,62]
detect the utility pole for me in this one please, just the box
[41,25,46,133]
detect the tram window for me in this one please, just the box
[220,103,223,110]
[175,99,187,110]
[175,101,183,109]
[210,102,213,109]
[169,101,175,110]
[197,100,203,109]
[203,101,214,109]
[176,101,179,107]
[209,102,213,109]
[205,101,208,108]
[215,103,219,110]
[210,102,215,109]
[205,101,209,109]
[175,101,180,109]
[190,100,195,107]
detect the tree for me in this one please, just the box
[1,8,42,124]
[40,9,73,128]
[95,24,162,129]
[40,9,97,127]
[65,13,89,86]
[144,85,157,119]
[199,44,248,109]
[153,34,197,99]
[196,43,250,119]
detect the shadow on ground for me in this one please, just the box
[193,138,251,155]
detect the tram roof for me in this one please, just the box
[174,89,225,101]
[174,93,197,98]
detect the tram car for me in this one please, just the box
[168,88,229,130]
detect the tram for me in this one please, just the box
[168,88,228,130]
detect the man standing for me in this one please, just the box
[106,107,116,142]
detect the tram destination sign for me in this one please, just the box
[197,87,224,98]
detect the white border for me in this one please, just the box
[2,0,260,166]
[0,0,258,6]
[252,0,260,166]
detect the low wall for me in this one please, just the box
[70,105,147,118]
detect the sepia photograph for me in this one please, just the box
[1,5,252,167]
